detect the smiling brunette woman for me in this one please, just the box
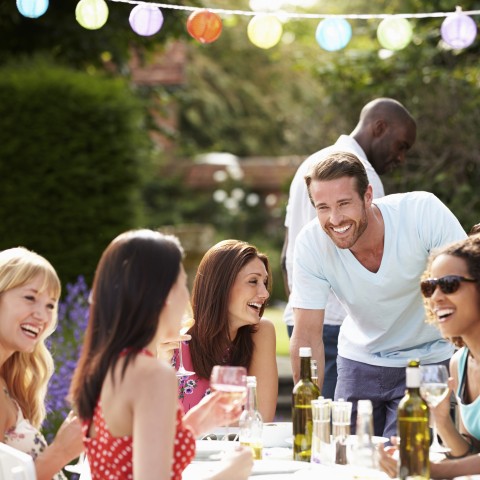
[174,240,278,422]
[379,234,480,479]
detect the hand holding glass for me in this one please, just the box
[419,364,450,454]
[210,366,247,440]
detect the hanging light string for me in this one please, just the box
[107,1,480,20]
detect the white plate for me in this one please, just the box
[293,464,390,479]
[194,440,235,460]
[251,459,316,475]
[285,435,388,446]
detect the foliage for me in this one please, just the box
[0,0,202,69]
[175,0,480,232]
[44,276,90,443]
[0,57,149,285]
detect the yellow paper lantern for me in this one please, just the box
[377,17,413,51]
[247,15,283,49]
[76,0,109,30]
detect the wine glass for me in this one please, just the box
[419,364,451,454]
[64,452,86,475]
[210,366,247,441]
[176,312,195,378]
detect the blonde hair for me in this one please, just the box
[0,247,61,428]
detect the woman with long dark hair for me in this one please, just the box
[175,239,278,422]
[70,230,252,480]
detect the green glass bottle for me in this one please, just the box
[398,359,430,480]
[292,347,321,462]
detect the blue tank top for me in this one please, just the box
[456,347,480,439]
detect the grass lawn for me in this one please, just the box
[264,306,290,357]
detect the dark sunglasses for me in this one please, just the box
[420,275,478,298]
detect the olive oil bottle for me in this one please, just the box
[398,359,430,480]
[292,347,321,462]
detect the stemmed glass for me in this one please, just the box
[419,364,451,454]
[64,453,86,475]
[176,310,195,378]
[210,366,247,441]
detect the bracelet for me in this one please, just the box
[445,435,475,459]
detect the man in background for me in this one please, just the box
[281,97,416,399]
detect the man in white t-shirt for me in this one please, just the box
[281,98,417,399]
[289,152,467,439]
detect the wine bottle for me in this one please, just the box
[292,347,321,462]
[239,376,263,459]
[351,399,376,468]
[398,359,430,480]
[311,359,319,389]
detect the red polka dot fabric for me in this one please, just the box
[83,402,196,480]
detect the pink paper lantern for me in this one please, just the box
[129,5,164,37]
[441,9,477,49]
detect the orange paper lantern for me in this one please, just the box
[186,9,222,44]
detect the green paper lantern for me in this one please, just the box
[377,17,413,51]
[76,0,109,30]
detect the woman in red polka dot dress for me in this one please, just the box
[69,230,253,480]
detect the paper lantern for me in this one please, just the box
[186,10,222,44]
[76,0,109,30]
[377,17,413,51]
[129,5,164,36]
[16,0,49,18]
[247,15,283,49]
[441,8,477,49]
[315,18,352,51]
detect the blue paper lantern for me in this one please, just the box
[441,9,477,49]
[16,0,49,18]
[315,18,352,51]
[129,5,164,37]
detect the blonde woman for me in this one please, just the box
[0,247,83,480]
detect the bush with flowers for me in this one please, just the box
[44,276,90,443]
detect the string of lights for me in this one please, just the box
[15,0,480,51]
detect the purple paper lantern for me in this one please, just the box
[129,4,164,37]
[441,9,477,49]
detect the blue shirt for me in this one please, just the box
[291,191,466,367]
[456,347,480,439]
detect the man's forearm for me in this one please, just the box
[290,332,324,387]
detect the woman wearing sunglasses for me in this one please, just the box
[379,233,480,478]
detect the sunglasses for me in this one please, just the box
[420,275,478,298]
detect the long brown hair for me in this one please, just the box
[70,229,183,420]
[189,240,271,379]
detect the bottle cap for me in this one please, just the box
[246,376,257,386]
[406,366,421,387]
[299,347,312,357]
[357,399,373,413]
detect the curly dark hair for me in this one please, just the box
[423,233,480,348]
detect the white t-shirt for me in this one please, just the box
[291,191,466,367]
[284,135,384,327]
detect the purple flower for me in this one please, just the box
[44,276,90,442]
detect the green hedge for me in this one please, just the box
[0,58,149,285]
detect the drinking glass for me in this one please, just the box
[210,366,247,441]
[176,312,195,378]
[64,453,86,475]
[419,364,450,454]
